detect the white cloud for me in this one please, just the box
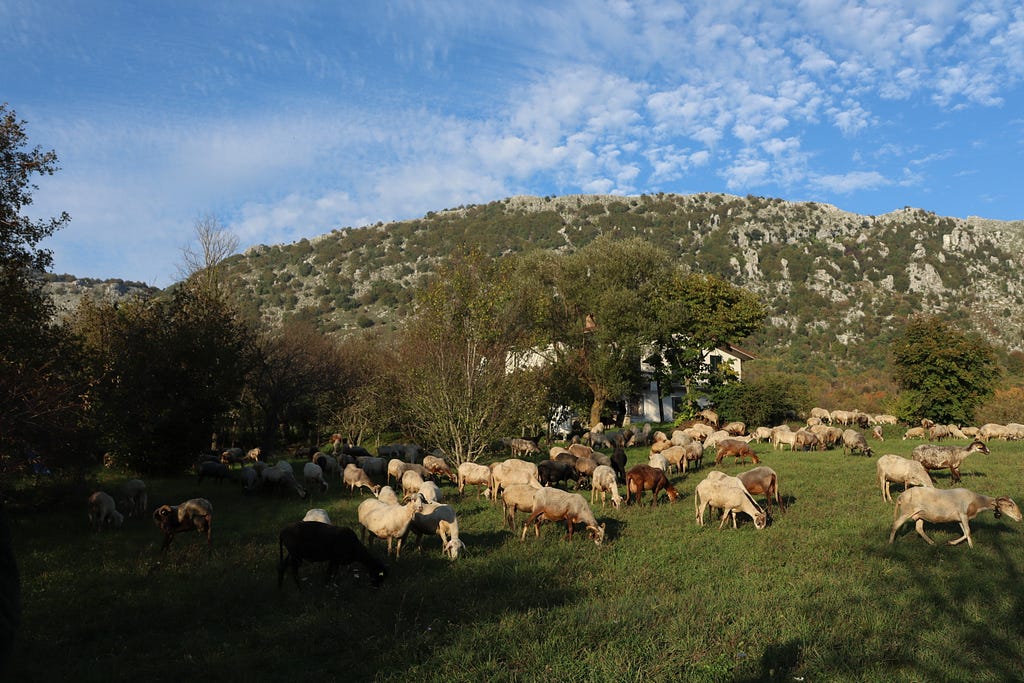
[812,170,888,194]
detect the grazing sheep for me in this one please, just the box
[457,462,492,499]
[302,462,329,494]
[694,474,767,530]
[417,480,443,504]
[627,422,652,447]
[625,464,679,506]
[889,487,1022,548]
[422,454,456,483]
[220,447,245,467]
[810,407,831,423]
[978,423,1008,442]
[902,427,926,440]
[343,463,381,495]
[590,465,623,509]
[567,443,596,460]
[500,481,543,529]
[714,439,761,466]
[793,429,824,452]
[810,425,844,449]
[400,469,426,499]
[771,427,798,451]
[356,456,387,478]
[314,453,342,481]
[375,486,400,504]
[876,454,934,502]
[574,456,598,488]
[871,426,884,441]
[610,445,628,482]
[647,452,669,471]
[302,508,332,525]
[722,421,747,436]
[197,461,234,484]
[842,429,873,456]
[670,429,694,446]
[911,441,989,484]
[538,459,579,488]
[152,498,213,550]
[261,464,308,499]
[702,430,737,452]
[238,466,260,493]
[407,502,465,559]
[278,522,387,589]
[736,466,784,516]
[357,496,423,559]
[87,492,123,532]
[508,437,541,458]
[659,446,688,475]
[119,479,147,518]
[521,487,606,545]
[750,426,775,443]
[489,459,540,502]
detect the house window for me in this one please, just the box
[627,397,643,418]
[709,354,721,372]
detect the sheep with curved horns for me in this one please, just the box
[889,487,1021,548]
[152,498,212,550]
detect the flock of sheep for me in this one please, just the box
[86,410,1023,590]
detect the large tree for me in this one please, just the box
[0,104,78,465]
[513,235,766,426]
[396,251,548,465]
[891,315,999,425]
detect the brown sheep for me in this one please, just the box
[625,464,679,506]
[714,439,761,466]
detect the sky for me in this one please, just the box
[3,1,1024,286]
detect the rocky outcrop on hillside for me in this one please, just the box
[42,274,158,318]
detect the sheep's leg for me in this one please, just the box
[913,519,936,545]
[718,509,730,530]
[950,467,961,484]
[949,516,973,547]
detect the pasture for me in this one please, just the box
[7,433,1024,682]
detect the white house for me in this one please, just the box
[629,343,756,424]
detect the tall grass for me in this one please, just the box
[7,433,1024,682]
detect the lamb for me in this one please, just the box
[736,466,784,516]
[119,479,147,518]
[87,492,123,531]
[152,498,213,550]
[457,461,492,499]
[521,487,606,545]
[302,508,332,525]
[357,495,423,559]
[876,454,934,502]
[694,473,767,530]
[888,487,1022,548]
[625,464,679,506]
[500,481,543,529]
[278,521,387,589]
[590,465,623,509]
[714,439,761,466]
[841,429,873,456]
[911,440,989,484]
[406,502,465,559]
[343,463,381,495]
[302,462,329,494]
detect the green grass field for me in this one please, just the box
[7,432,1024,682]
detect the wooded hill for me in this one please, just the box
[52,193,1024,376]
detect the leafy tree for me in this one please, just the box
[396,251,547,465]
[708,372,810,427]
[73,283,253,474]
[0,104,79,467]
[890,315,999,425]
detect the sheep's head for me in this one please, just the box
[443,538,465,560]
[753,512,768,529]
[589,523,606,545]
[995,497,1022,522]
[970,440,991,455]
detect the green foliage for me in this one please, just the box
[891,315,999,425]
[710,372,811,426]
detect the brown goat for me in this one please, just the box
[625,464,679,506]
[714,439,761,467]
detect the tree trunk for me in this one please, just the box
[589,389,607,429]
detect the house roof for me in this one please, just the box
[715,343,757,361]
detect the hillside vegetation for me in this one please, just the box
[47,193,1024,375]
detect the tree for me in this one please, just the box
[0,103,78,467]
[178,213,238,300]
[396,251,547,465]
[891,315,999,425]
[513,235,766,426]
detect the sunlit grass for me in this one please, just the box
[8,431,1024,681]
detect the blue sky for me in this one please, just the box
[4,1,1023,285]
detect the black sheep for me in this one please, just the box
[278,522,387,589]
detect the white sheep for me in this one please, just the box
[401,469,426,499]
[357,496,423,559]
[261,463,308,499]
[407,501,465,559]
[302,508,332,525]
[489,458,539,502]
[375,485,399,504]
[457,461,492,498]
[694,473,767,530]
[647,452,669,471]
[88,491,124,531]
[302,462,329,494]
[876,454,934,502]
[889,487,1022,548]
[422,454,456,483]
[521,487,606,545]
[590,465,623,509]
[343,463,381,495]
[500,481,543,529]
[119,479,147,518]
[387,458,410,487]
[417,480,443,504]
